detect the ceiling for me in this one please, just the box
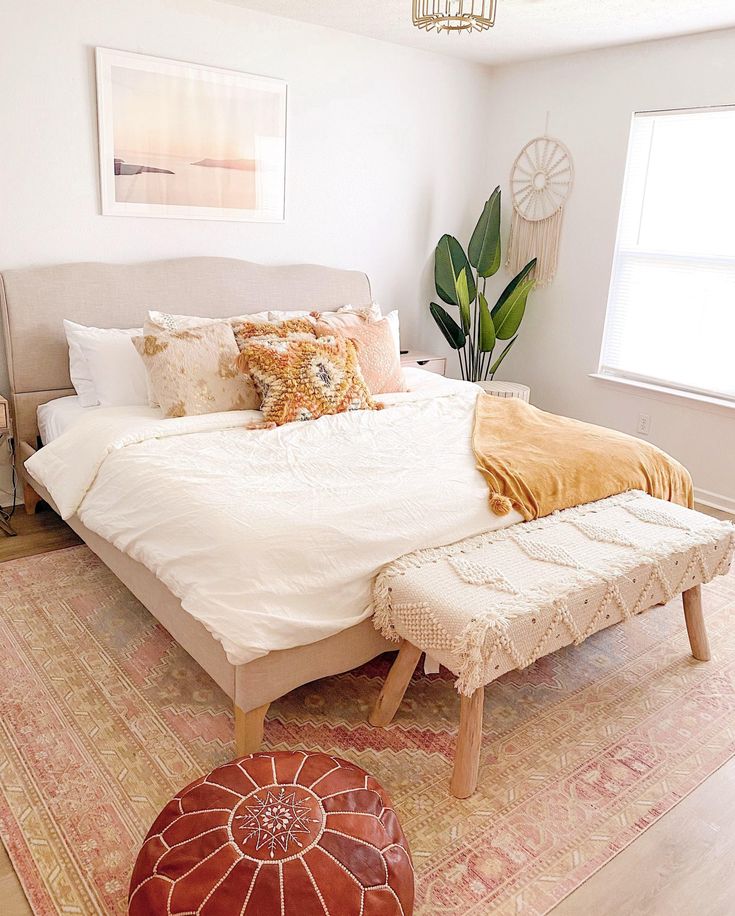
[217,0,735,66]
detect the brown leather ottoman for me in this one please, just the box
[129,750,414,915]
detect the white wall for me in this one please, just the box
[0,0,493,502]
[3,3,733,510]
[489,28,735,510]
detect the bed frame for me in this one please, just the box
[0,256,392,754]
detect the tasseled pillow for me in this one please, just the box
[236,334,380,426]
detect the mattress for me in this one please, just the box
[37,396,88,444]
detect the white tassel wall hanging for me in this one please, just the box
[507,134,574,286]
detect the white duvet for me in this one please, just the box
[26,370,523,665]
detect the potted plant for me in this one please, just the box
[430,187,536,383]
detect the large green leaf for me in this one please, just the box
[491,259,537,340]
[455,268,471,333]
[429,302,466,350]
[491,258,536,320]
[487,336,517,379]
[468,187,502,278]
[478,292,496,352]
[434,235,476,306]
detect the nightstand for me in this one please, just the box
[0,395,15,537]
[400,351,446,376]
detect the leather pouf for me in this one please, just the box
[129,751,414,915]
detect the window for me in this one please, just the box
[599,107,735,403]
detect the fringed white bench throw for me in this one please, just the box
[369,491,734,798]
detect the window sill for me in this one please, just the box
[589,373,735,417]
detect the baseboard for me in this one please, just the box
[694,487,735,517]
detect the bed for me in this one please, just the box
[37,395,88,444]
[1,256,520,755]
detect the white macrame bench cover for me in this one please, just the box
[374,491,733,695]
[370,491,734,796]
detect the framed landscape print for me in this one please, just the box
[95,48,287,222]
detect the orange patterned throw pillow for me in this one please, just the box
[232,317,315,351]
[237,334,380,426]
[314,316,405,395]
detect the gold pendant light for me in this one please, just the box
[412,0,497,33]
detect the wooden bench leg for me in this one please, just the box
[369,641,423,727]
[682,585,711,662]
[234,702,270,757]
[450,687,485,799]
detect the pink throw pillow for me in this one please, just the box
[315,317,405,395]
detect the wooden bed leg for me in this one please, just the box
[683,585,711,662]
[23,482,41,515]
[369,641,423,727]
[234,702,270,757]
[450,687,485,799]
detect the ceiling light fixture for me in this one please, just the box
[412,0,497,33]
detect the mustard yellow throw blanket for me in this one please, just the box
[473,393,692,521]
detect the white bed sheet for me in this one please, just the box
[37,396,87,444]
[37,396,162,444]
[27,369,524,665]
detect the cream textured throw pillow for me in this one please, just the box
[133,321,259,418]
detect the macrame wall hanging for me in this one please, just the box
[507,131,574,286]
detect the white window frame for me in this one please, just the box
[595,105,735,410]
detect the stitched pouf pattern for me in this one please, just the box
[128,751,414,915]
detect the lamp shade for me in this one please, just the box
[412,0,497,32]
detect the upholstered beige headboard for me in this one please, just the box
[0,256,371,454]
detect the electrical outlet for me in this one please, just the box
[637,413,651,436]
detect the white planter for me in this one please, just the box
[475,380,531,403]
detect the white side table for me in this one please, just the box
[399,351,446,377]
[476,381,530,403]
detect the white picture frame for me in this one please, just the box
[95,48,287,222]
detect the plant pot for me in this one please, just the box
[475,381,530,403]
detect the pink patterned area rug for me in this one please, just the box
[1,545,735,915]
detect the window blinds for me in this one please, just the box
[599,108,735,401]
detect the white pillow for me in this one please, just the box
[384,310,400,357]
[63,321,98,407]
[148,310,271,330]
[63,320,148,407]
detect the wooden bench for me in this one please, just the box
[369,491,734,798]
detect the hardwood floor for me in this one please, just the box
[553,757,735,915]
[0,843,31,916]
[0,505,81,561]
[0,506,733,915]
